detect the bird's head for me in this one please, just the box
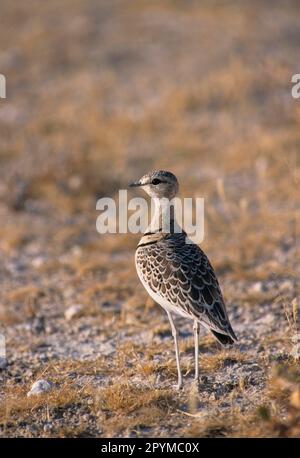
[129,170,179,199]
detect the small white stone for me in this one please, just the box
[279,280,293,292]
[291,343,300,361]
[32,257,45,268]
[68,175,82,190]
[291,333,300,344]
[64,304,83,321]
[250,282,263,293]
[71,245,82,257]
[43,423,53,433]
[27,379,52,397]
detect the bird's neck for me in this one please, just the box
[145,197,181,234]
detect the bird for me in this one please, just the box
[130,170,237,389]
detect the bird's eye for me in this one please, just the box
[152,178,161,185]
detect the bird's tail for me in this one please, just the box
[210,326,238,346]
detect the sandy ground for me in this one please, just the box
[0,0,300,437]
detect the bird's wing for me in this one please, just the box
[136,233,237,341]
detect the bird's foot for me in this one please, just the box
[174,384,183,391]
[173,378,183,391]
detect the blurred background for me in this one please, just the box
[0,0,300,438]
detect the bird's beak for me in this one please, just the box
[129,180,143,187]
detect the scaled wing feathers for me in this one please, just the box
[136,232,237,342]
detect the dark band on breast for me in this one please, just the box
[138,239,159,248]
[143,228,163,236]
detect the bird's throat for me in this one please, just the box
[146,197,181,235]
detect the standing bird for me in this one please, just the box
[130,170,237,389]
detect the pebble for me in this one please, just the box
[279,280,293,292]
[32,257,45,268]
[290,343,300,361]
[249,282,263,294]
[64,304,84,321]
[0,357,7,370]
[291,333,300,344]
[32,316,45,334]
[27,379,52,397]
[45,323,57,334]
[39,353,49,362]
[43,423,53,433]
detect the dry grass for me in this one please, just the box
[97,382,173,415]
[186,362,300,438]
[200,350,248,372]
[0,0,300,438]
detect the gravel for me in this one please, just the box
[27,380,53,397]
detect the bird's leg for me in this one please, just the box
[167,311,183,389]
[193,320,200,382]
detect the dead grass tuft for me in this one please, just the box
[97,382,173,415]
[201,350,248,372]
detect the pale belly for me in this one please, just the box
[135,260,193,320]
